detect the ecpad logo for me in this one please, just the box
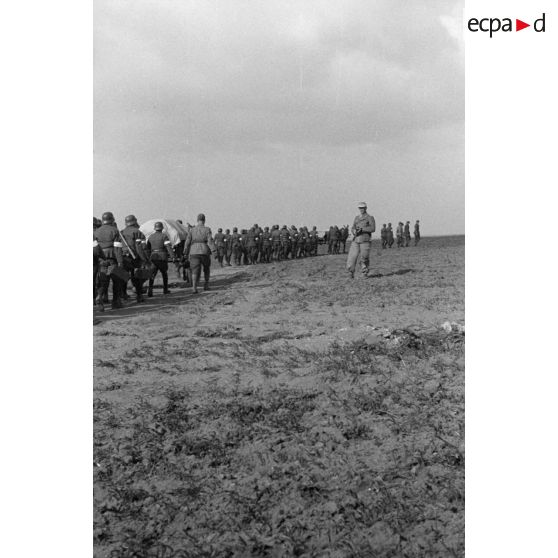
[468,13,546,37]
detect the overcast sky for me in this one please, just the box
[94,0,463,234]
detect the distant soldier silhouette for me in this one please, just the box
[214,228,226,267]
[387,223,394,248]
[231,227,242,265]
[414,220,421,245]
[380,224,388,249]
[271,225,281,261]
[396,222,404,248]
[404,221,411,247]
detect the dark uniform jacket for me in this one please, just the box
[231,232,241,247]
[214,232,225,248]
[120,225,147,262]
[147,231,173,261]
[94,224,123,265]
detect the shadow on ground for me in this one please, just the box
[367,268,415,278]
[93,271,249,323]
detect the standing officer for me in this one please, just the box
[146,221,174,297]
[214,228,226,267]
[404,221,411,247]
[346,202,375,278]
[381,224,388,249]
[184,213,216,293]
[94,211,125,310]
[414,220,421,245]
[224,228,232,266]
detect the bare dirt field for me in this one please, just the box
[94,236,464,558]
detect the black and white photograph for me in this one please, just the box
[93,1,464,556]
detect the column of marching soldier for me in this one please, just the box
[93,212,421,311]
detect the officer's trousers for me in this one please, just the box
[346,241,371,273]
[190,254,211,283]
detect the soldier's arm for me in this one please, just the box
[113,233,124,266]
[207,228,216,253]
[136,233,148,263]
[164,234,174,259]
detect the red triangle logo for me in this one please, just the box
[516,19,530,31]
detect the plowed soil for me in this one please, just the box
[94,236,464,558]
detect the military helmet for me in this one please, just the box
[233,227,238,232]
[197,213,206,222]
[154,221,164,231]
[218,228,223,232]
[93,217,99,228]
[225,228,230,233]
[101,211,114,224]
[125,214,137,226]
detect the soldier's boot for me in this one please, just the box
[134,280,145,303]
[203,271,210,291]
[163,274,171,295]
[95,295,105,312]
[147,279,154,297]
[192,276,199,294]
[111,297,123,310]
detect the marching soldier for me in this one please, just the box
[404,221,411,247]
[340,226,349,253]
[346,202,375,278]
[246,227,257,264]
[146,221,174,297]
[308,226,318,256]
[279,225,290,260]
[94,211,125,310]
[214,228,226,267]
[93,217,103,305]
[120,215,149,303]
[184,213,216,293]
[261,226,272,263]
[224,228,232,266]
[381,224,388,249]
[396,222,404,248]
[231,227,242,266]
[290,226,299,259]
[387,223,394,248]
[271,225,281,261]
[414,220,421,245]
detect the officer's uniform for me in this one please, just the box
[120,222,148,302]
[94,219,124,309]
[146,229,174,296]
[185,221,216,292]
[346,204,376,276]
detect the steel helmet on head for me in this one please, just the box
[102,211,115,224]
[125,214,138,226]
[154,221,164,231]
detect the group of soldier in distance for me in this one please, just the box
[93,205,421,312]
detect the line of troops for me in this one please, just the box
[380,220,421,248]
[93,215,329,312]
[202,224,326,267]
